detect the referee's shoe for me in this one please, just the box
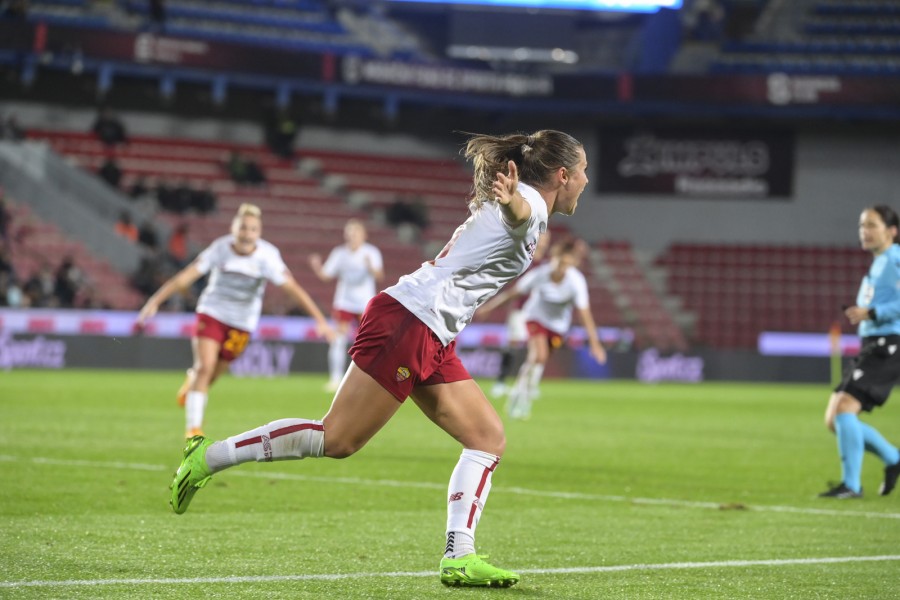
[818,482,863,499]
[879,461,900,496]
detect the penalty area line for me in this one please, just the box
[3,555,900,588]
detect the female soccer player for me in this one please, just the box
[308,219,384,392]
[490,230,551,398]
[167,130,590,588]
[136,203,335,439]
[820,205,900,499]
[480,237,606,419]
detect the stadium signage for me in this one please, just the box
[385,0,681,12]
[766,73,842,106]
[457,348,503,378]
[597,127,794,198]
[0,309,627,349]
[230,342,295,378]
[758,332,859,357]
[0,332,66,370]
[4,22,900,117]
[635,348,704,383]
[341,56,553,97]
[133,34,210,65]
[13,23,323,79]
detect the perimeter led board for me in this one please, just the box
[385,0,682,13]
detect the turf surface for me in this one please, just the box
[1,370,899,599]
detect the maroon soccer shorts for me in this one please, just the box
[331,308,362,325]
[526,320,565,351]
[196,313,250,361]
[349,293,472,402]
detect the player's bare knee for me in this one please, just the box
[491,435,506,458]
[194,365,213,381]
[465,429,505,458]
[323,438,361,459]
[836,392,862,414]
[490,423,507,456]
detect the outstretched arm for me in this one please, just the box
[577,306,607,364]
[493,160,531,228]
[479,287,521,317]
[280,272,336,342]
[308,253,333,282]
[136,262,203,325]
[366,255,384,283]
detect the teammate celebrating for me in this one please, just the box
[166,130,590,588]
[490,231,551,398]
[308,219,384,392]
[820,205,900,498]
[136,203,335,438]
[481,237,606,419]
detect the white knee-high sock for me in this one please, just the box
[445,449,500,558]
[328,335,348,382]
[528,363,544,391]
[514,362,531,395]
[507,363,532,416]
[185,391,207,432]
[204,418,324,474]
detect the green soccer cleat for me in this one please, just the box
[169,435,214,514]
[439,554,519,588]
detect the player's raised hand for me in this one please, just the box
[493,160,519,206]
[136,302,158,326]
[845,305,871,325]
[317,320,337,343]
[590,341,607,365]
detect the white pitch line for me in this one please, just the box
[2,454,899,520]
[3,555,900,589]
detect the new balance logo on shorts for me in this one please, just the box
[448,492,464,502]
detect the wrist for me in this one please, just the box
[868,307,877,321]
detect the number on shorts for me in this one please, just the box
[223,329,250,355]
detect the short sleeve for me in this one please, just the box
[573,271,590,310]
[506,183,547,239]
[263,246,289,286]
[368,246,384,271]
[193,239,222,275]
[322,247,342,278]
[515,267,541,294]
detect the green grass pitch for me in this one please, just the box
[1,369,899,599]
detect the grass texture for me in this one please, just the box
[1,370,899,599]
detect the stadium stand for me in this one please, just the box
[1,194,144,309]
[656,242,869,348]
[26,129,430,315]
[299,149,474,243]
[299,147,631,339]
[3,0,896,353]
[24,126,640,342]
[26,0,425,58]
[592,240,688,351]
[711,0,900,74]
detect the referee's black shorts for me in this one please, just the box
[835,335,900,412]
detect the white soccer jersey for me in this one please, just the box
[516,262,589,335]
[322,242,383,314]
[386,182,549,345]
[194,235,288,331]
